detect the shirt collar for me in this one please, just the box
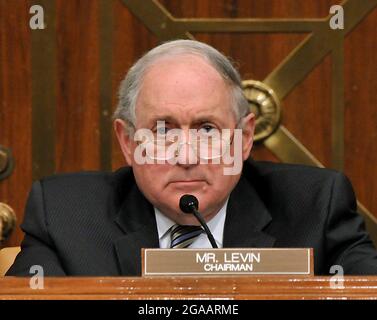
[154,208,176,240]
[154,198,229,247]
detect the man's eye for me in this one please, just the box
[156,127,169,135]
[199,125,216,133]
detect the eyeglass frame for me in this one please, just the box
[132,119,244,161]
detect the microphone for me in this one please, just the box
[179,194,218,248]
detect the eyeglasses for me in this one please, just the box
[140,129,235,161]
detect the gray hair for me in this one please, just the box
[113,39,249,132]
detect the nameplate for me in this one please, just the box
[142,248,313,276]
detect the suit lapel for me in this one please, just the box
[223,174,276,248]
[113,183,159,276]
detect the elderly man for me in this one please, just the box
[7,40,377,276]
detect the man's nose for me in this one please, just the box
[176,135,198,167]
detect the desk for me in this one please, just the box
[1,276,377,299]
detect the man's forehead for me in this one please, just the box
[140,54,226,92]
[145,112,226,124]
[137,102,235,124]
[141,101,225,113]
[134,54,236,125]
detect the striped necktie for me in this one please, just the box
[170,224,204,248]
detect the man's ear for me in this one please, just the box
[114,119,134,165]
[241,112,255,161]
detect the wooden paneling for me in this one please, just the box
[283,54,332,167]
[55,0,101,172]
[111,0,158,170]
[0,0,376,246]
[160,0,340,18]
[0,0,32,246]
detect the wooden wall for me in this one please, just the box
[0,0,376,247]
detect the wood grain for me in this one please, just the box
[111,0,158,170]
[160,0,340,18]
[0,0,32,247]
[55,0,101,172]
[0,276,376,299]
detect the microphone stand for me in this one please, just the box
[189,204,218,249]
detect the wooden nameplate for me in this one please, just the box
[142,248,313,276]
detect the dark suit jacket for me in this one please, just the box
[6,160,377,276]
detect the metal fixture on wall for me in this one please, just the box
[0,202,16,243]
[0,145,16,242]
[0,146,14,181]
[243,80,281,143]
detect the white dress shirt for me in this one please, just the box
[154,198,228,249]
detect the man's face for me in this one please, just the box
[115,55,255,225]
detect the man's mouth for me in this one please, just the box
[170,180,206,184]
[169,180,207,189]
